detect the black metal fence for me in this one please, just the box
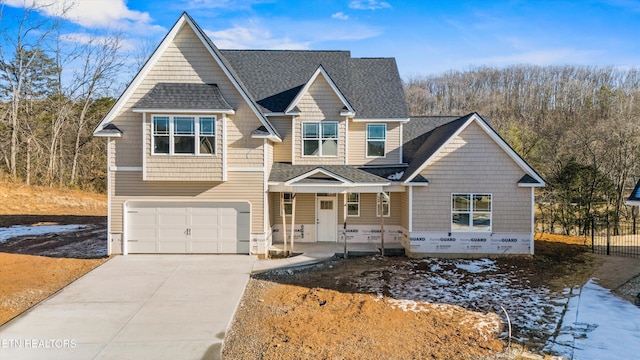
[590,218,640,258]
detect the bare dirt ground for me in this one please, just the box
[0,182,108,325]
[223,236,608,360]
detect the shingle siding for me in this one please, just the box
[412,121,532,233]
[294,76,346,165]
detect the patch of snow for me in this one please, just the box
[0,224,86,243]
[349,257,568,352]
[386,171,404,180]
[454,258,498,273]
[546,279,640,359]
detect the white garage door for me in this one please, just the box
[126,201,250,254]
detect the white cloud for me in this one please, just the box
[59,32,135,51]
[205,22,310,50]
[205,17,380,50]
[349,0,391,10]
[332,11,349,20]
[3,0,163,32]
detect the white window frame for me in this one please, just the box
[376,192,390,217]
[366,123,386,158]
[347,193,360,217]
[451,193,492,232]
[301,121,338,157]
[151,114,217,156]
[283,192,293,216]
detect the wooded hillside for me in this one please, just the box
[406,66,640,232]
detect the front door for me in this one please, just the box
[316,196,337,242]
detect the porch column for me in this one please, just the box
[280,192,287,254]
[343,192,348,259]
[290,193,296,255]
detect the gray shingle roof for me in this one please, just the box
[628,180,640,202]
[518,174,542,185]
[401,115,473,181]
[270,163,389,184]
[133,83,233,111]
[219,50,409,119]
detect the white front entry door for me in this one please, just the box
[316,196,337,242]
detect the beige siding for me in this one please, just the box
[413,121,532,233]
[340,193,401,226]
[399,189,409,229]
[270,117,292,163]
[110,171,264,233]
[111,23,264,176]
[270,192,315,225]
[348,121,402,165]
[293,76,346,165]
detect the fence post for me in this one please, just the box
[606,217,611,256]
[591,217,595,253]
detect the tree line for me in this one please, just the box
[405,65,640,234]
[0,3,129,192]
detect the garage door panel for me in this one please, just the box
[127,202,249,254]
[158,227,189,240]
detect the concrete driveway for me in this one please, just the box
[0,255,256,360]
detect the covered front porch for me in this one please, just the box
[266,163,409,255]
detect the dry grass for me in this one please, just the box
[0,182,106,216]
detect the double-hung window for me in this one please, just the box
[302,122,338,156]
[199,117,215,154]
[366,124,386,157]
[451,194,492,231]
[152,115,216,155]
[376,192,390,217]
[282,193,293,216]
[152,116,170,154]
[347,193,359,216]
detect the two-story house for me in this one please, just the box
[94,13,544,257]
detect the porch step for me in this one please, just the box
[267,248,301,258]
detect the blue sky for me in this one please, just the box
[2,0,640,79]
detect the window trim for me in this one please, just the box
[347,193,360,217]
[151,114,217,156]
[366,123,386,158]
[451,193,492,232]
[301,121,339,157]
[282,192,293,217]
[376,192,390,217]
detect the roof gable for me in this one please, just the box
[93,13,280,141]
[219,50,409,118]
[285,66,354,115]
[403,113,545,186]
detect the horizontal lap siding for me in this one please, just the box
[348,121,401,165]
[413,121,531,233]
[270,193,315,225]
[270,117,292,163]
[400,190,409,229]
[343,193,401,226]
[110,171,264,233]
[294,77,346,165]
